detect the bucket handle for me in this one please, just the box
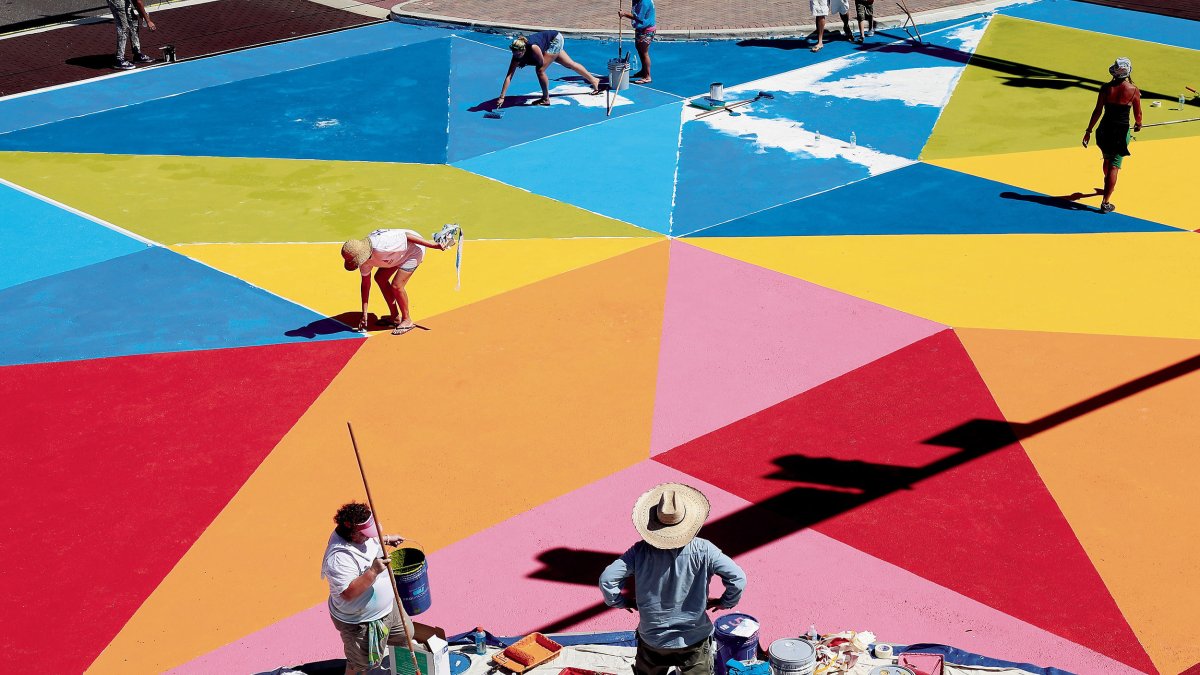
[390,538,425,552]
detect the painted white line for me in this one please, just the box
[0,176,158,245]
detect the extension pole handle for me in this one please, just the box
[347,421,424,675]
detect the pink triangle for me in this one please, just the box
[651,241,944,455]
[171,461,1138,675]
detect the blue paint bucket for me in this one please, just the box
[714,613,760,675]
[390,543,432,616]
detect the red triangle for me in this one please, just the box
[0,340,361,674]
[657,329,1154,673]
[1181,662,1200,675]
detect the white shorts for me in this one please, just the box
[811,0,850,17]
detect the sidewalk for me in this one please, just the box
[388,0,1015,37]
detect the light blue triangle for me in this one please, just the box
[453,101,684,235]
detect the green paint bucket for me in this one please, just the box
[390,543,432,615]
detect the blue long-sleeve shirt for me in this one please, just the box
[630,0,656,30]
[599,538,746,649]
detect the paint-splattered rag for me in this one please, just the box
[367,617,391,667]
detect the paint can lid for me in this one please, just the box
[714,613,760,637]
[767,639,815,667]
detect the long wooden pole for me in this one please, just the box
[347,421,424,675]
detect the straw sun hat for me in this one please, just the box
[341,237,372,271]
[632,483,711,549]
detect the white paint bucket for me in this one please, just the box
[710,82,725,102]
[768,639,816,675]
[609,58,630,91]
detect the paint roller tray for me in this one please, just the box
[491,633,563,673]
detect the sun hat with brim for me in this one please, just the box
[633,482,711,549]
[342,237,372,271]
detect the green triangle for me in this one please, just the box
[922,15,1200,160]
[0,152,655,244]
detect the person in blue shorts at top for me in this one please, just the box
[496,30,603,108]
[620,0,656,84]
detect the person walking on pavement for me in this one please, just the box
[107,0,156,70]
[809,0,854,52]
[600,483,747,675]
[1082,57,1142,214]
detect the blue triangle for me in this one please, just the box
[0,39,453,163]
[446,36,681,163]
[454,101,684,235]
[0,247,361,366]
[686,162,1178,237]
[0,183,149,292]
[669,18,991,237]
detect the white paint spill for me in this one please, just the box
[699,106,911,175]
[520,84,632,109]
[728,57,962,108]
[943,21,987,51]
[314,119,340,128]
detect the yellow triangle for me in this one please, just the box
[88,242,670,673]
[929,135,1198,231]
[172,237,661,327]
[0,152,655,243]
[959,327,1200,674]
[689,233,1200,339]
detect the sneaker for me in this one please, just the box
[132,52,155,63]
[113,59,135,70]
[1100,202,1116,213]
[866,29,875,36]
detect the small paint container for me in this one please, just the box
[710,82,725,102]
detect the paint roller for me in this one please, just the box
[432,223,463,289]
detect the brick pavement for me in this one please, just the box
[388,0,1009,35]
[0,0,378,96]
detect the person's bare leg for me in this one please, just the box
[840,13,853,39]
[390,269,416,330]
[554,50,600,90]
[375,267,399,322]
[1102,159,1119,208]
[811,16,826,51]
[633,41,651,83]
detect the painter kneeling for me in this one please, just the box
[600,483,748,675]
[322,502,414,675]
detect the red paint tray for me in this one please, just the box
[491,633,563,673]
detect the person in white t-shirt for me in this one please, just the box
[321,502,413,675]
[341,229,450,335]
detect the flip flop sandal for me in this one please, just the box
[535,98,551,106]
[391,324,417,335]
[589,86,604,95]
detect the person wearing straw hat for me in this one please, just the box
[1082,57,1142,214]
[599,483,747,675]
[321,502,414,675]
[341,228,450,336]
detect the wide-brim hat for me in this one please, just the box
[341,237,372,271]
[632,483,711,549]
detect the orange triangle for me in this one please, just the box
[959,327,1200,675]
[87,242,670,674]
